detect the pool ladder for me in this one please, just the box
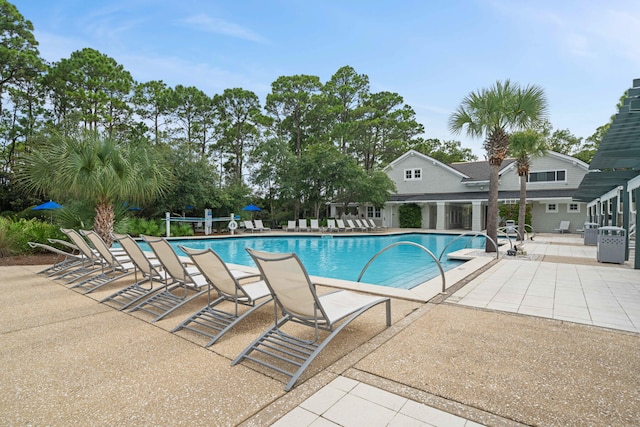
[357,242,447,293]
[357,232,500,294]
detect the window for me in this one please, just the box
[568,203,580,213]
[367,206,381,218]
[527,170,566,183]
[404,168,422,181]
[546,203,558,213]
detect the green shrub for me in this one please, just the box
[127,218,163,237]
[498,203,532,226]
[0,221,16,257]
[0,217,64,256]
[170,223,194,237]
[399,203,422,228]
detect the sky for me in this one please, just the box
[12,0,640,157]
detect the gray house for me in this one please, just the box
[376,150,589,233]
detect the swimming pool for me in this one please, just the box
[141,233,485,290]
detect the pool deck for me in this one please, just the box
[1,232,639,425]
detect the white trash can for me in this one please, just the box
[596,226,626,264]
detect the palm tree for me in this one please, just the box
[449,80,548,252]
[18,131,172,246]
[509,129,547,241]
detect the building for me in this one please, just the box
[373,149,589,233]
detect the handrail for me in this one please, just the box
[357,242,446,293]
[438,231,499,261]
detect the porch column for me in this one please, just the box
[436,202,446,230]
[421,204,430,229]
[471,201,482,231]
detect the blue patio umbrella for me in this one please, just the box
[32,200,62,210]
[242,204,262,212]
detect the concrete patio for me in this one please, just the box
[1,233,638,426]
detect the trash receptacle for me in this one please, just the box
[597,226,626,264]
[583,222,599,246]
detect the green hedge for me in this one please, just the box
[399,203,422,228]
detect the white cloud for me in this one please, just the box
[181,14,269,44]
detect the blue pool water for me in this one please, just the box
[139,233,484,290]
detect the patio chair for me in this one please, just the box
[346,219,358,231]
[72,230,136,294]
[554,220,571,234]
[172,246,272,347]
[336,219,351,232]
[243,220,256,233]
[298,218,309,231]
[309,219,321,232]
[254,219,271,232]
[128,235,210,322]
[234,249,391,391]
[326,219,340,232]
[100,233,173,310]
[285,220,297,231]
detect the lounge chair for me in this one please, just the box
[172,246,272,347]
[234,249,391,391]
[27,240,86,276]
[346,219,358,231]
[298,218,309,231]
[128,235,210,322]
[367,218,382,231]
[100,233,173,310]
[554,220,571,234]
[57,228,113,284]
[326,219,340,232]
[254,219,271,232]
[285,220,297,231]
[336,219,351,232]
[243,220,257,233]
[71,230,140,294]
[309,219,321,232]
[354,219,370,231]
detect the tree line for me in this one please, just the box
[0,0,608,223]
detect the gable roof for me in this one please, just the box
[384,149,469,179]
[450,159,517,182]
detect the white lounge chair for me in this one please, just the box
[309,219,321,232]
[367,218,382,231]
[346,219,358,231]
[326,219,340,232]
[243,220,256,233]
[554,220,571,234]
[354,219,370,231]
[298,218,309,231]
[286,220,297,231]
[173,246,271,347]
[254,219,271,232]
[236,249,391,391]
[336,219,351,232]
